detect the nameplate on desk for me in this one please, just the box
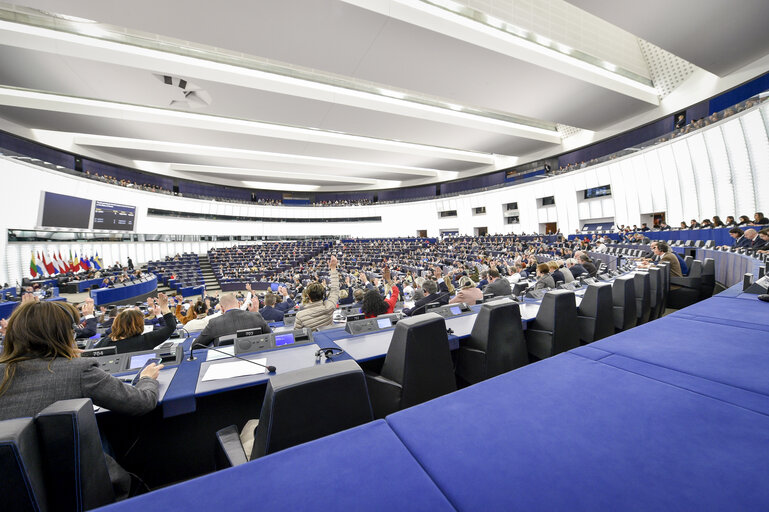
[81,347,117,358]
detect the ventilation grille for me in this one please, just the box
[638,39,697,98]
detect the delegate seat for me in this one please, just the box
[456,298,528,385]
[576,283,614,344]
[700,258,715,300]
[647,267,664,321]
[216,360,373,465]
[0,417,48,512]
[633,272,652,325]
[366,313,456,418]
[657,262,671,312]
[612,275,637,332]
[668,259,703,309]
[684,255,694,275]
[35,399,116,511]
[525,290,579,360]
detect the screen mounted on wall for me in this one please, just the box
[40,192,92,229]
[92,201,136,231]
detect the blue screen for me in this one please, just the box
[275,333,294,347]
[450,306,461,315]
[377,318,391,328]
[129,353,156,369]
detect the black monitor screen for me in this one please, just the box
[41,192,92,229]
[93,201,136,231]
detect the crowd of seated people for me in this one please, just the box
[83,170,172,195]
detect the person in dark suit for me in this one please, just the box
[755,229,769,254]
[74,299,98,339]
[483,269,512,297]
[567,258,587,279]
[127,257,134,270]
[403,279,449,316]
[259,292,284,323]
[97,294,177,354]
[0,300,162,499]
[195,292,270,346]
[727,227,751,249]
[578,254,598,277]
[274,286,296,313]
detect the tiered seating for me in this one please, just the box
[147,254,204,295]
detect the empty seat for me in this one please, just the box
[35,398,117,510]
[0,417,48,512]
[456,299,528,385]
[684,255,694,275]
[525,290,580,359]
[633,272,652,325]
[700,258,715,300]
[366,313,456,418]
[218,360,373,464]
[668,260,703,309]
[647,267,664,321]
[612,275,637,332]
[576,283,614,344]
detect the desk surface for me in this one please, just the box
[194,343,323,396]
[96,420,454,512]
[386,353,769,511]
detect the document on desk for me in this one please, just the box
[201,359,267,381]
[205,345,235,361]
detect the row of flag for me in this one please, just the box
[29,251,103,278]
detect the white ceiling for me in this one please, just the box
[0,0,767,192]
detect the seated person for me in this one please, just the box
[547,260,565,285]
[754,212,769,225]
[349,288,364,310]
[558,260,574,283]
[196,292,271,345]
[295,255,340,330]
[259,292,285,322]
[578,254,598,277]
[361,268,400,318]
[274,286,296,312]
[753,229,769,253]
[75,298,98,339]
[483,268,512,297]
[533,263,556,290]
[736,215,751,226]
[403,278,448,316]
[184,300,221,332]
[97,294,177,354]
[712,216,725,228]
[724,216,737,227]
[0,300,162,499]
[724,227,750,249]
[450,276,483,305]
[639,242,683,279]
[689,219,701,229]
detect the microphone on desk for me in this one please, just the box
[189,342,277,373]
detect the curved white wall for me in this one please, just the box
[2,102,768,284]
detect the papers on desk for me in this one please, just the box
[205,345,235,361]
[201,358,268,382]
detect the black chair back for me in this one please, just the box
[577,283,614,343]
[647,267,663,320]
[457,299,528,384]
[612,275,637,331]
[526,290,579,359]
[0,417,48,512]
[700,258,715,299]
[35,399,115,511]
[251,360,373,459]
[633,272,652,325]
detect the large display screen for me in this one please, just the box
[93,200,136,231]
[40,192,92,229]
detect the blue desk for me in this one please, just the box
[96,421,454,512]
[386,353,769,510]
[695,248,764,288]
[0,300,18,319]
[90,276,158,306]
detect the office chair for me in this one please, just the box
[612,275,637,332]
[668,259,703,309]
[633,272,652,325]
[365,313,456,418]
[216,360,373,465]
[456,298,528,385]
[35,399,116,511]
[525,290,579,360]
[0,417,48,512]
[577,283,614,344]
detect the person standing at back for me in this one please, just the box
[295,255,340,330]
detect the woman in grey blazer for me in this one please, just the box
[0,299,162,498]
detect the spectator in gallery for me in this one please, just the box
[657,221,671,230]
[724,216,737,227]
[736,215,751,226]
[712,216,725,228]
[689,219,701,229]
[700,219,713,228]
[679,221,688,229]
[754,212,769,225]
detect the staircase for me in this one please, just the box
[200,254,220,294]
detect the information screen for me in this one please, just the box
[129,353,157,369]
[40,192,92,229]
[274,333,295,347]
[377,318,391,329]
[450,306,462,315]
[93,200,136,231]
